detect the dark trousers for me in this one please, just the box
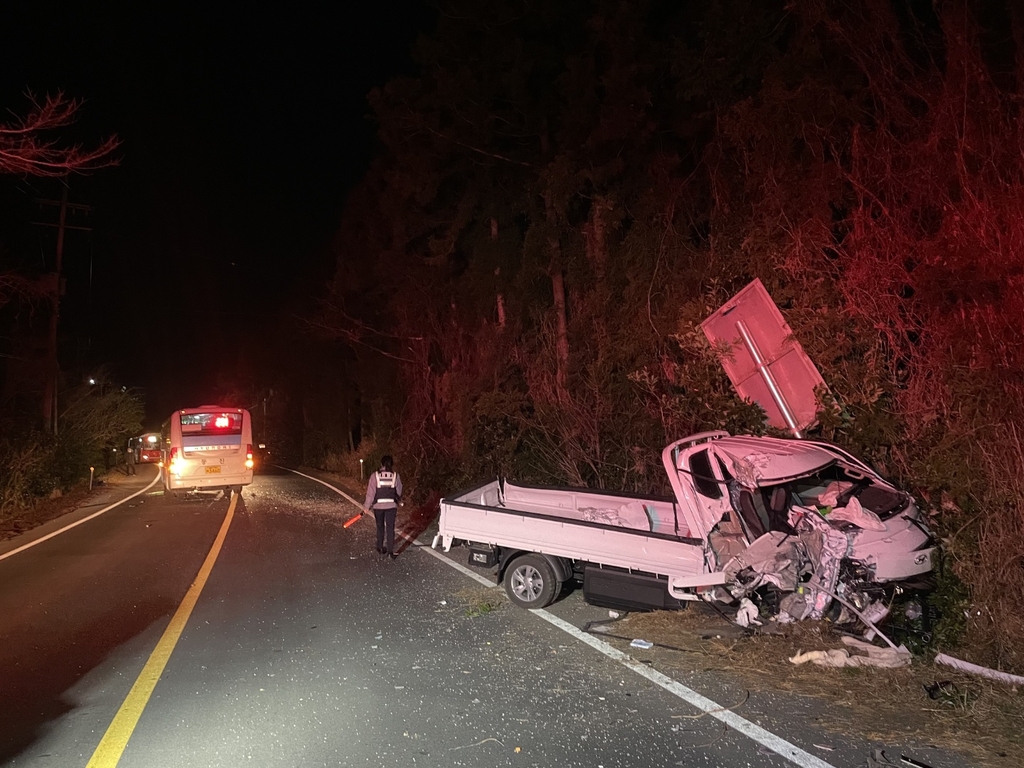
[374,507,397,553]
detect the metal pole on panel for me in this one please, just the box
[735,320,803,438]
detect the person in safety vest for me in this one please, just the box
[363,454,403,558]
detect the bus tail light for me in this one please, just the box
[245,444,254,470]
[169,446,183,476]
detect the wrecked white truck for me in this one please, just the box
[432,432,935,628]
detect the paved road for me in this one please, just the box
[0,466,971,768]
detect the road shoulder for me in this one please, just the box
[0,465,161,557]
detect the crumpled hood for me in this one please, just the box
[714,436,841,487]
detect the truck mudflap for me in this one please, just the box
[584,566,689,611]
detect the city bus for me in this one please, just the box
[138,432,162,463]
[162,406,254,496]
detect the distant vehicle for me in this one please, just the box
[161,406,254,496]
[254,442,271,470]
[138,432,162,463]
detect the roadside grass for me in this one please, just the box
[611,608,1021,768]
[455,586,502,618]
[465,600,501,618]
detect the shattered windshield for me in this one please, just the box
[714,457,911,541]
[786,464,909,520]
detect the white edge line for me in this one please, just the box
[423,545,836,768]
[534,610,837,768]
[421,543,496,586]
[278,467,418,545]
[280,466,835,767]
[278,467,364,509]
[0,470,162,563]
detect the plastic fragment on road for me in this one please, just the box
[899,755,935,768]
[629,639,654,649]
[866,750,934,768]
[866,750,900,767]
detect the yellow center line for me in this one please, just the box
[86,492,238,768]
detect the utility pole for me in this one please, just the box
[34,182,93,435]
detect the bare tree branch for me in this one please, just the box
[0,271,49,308]
[421,124,534,167]
[0,92,120,177]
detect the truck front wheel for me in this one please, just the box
[504,554,559,609]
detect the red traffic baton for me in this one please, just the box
[343,510,366,528]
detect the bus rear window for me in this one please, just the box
[180,412,243,435]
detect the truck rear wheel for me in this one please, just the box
[504,554,559,609]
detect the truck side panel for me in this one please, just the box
[438,499,705,582]
[501,483,686,537]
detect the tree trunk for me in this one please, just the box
[491,217,506,329]
[584,196,612,365]
[584,196,611,282]
[543,190,570,400]
[550,269,570,397]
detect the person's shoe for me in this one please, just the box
[388,552,397,559]
[375,547,384,554]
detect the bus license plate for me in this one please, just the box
[205,466,221,474]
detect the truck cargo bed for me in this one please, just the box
[437,480,708,585]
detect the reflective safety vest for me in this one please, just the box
[372,470,398,507]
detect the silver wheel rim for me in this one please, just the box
[511,564,544,603]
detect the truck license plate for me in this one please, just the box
[205,466,221,474]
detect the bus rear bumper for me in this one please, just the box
[164,472,252,492]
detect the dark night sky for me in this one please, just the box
[1,3,432,423]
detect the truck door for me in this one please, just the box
[686,448,746,566]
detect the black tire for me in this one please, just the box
[503,554,559,609]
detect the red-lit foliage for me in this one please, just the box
[710,0,1024,668]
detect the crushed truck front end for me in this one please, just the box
[668,432,936,628]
